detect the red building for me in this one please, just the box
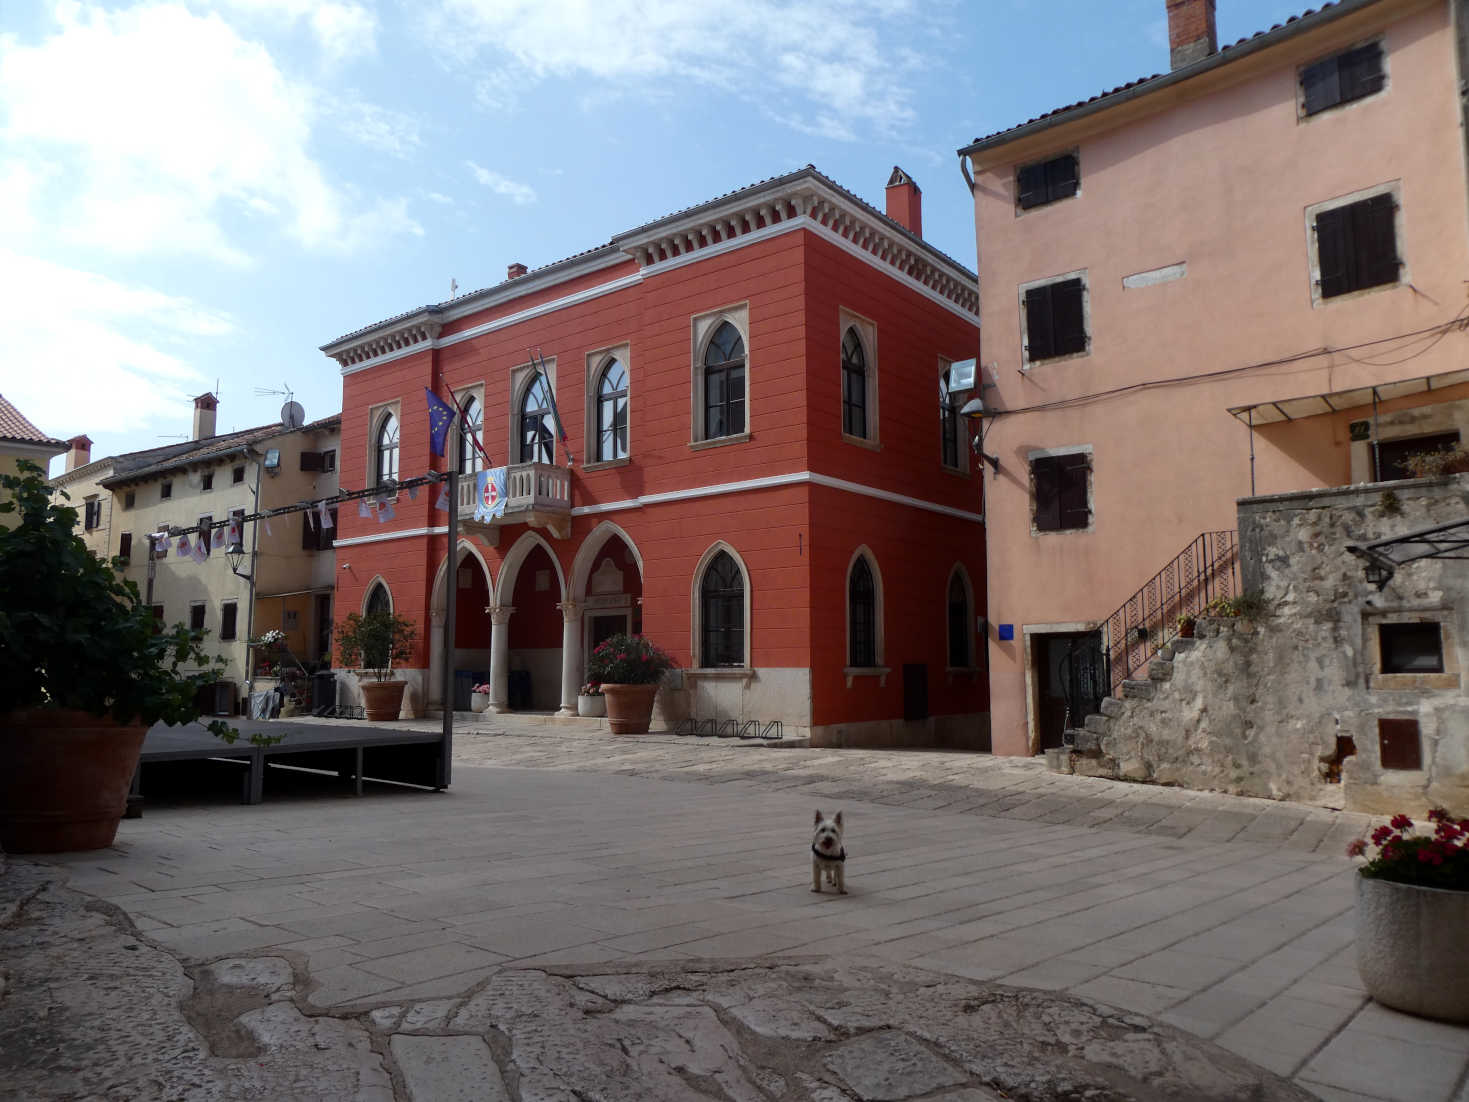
[322,166,988,747]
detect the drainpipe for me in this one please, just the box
[242,449,262,696]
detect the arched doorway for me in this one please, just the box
[506,541,564,711]
[428,542,493,712]
[570,523,645,680]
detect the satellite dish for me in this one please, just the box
[281,401,305,430]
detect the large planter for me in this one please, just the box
[0,709,148,853]
[1356,874,1469,1023]
[601,683,658,734]
[360,679,408,722]
[578,694,606,718]
[470,692,491,714]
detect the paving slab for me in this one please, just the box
[389,1034,509,1102]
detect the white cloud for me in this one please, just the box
[426,0,924,138]
[0,3,418,264]
[198,0,378,63]
[331,98,423,158]
[0,251,234,438]
[467,161,537,206]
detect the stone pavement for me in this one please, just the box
[7,715,1469,1101]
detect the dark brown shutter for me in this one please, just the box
[1302,55,1340,115]
[1340,43,1384,101]
[1033,456,1061,531]
[301,509,317,551]
[119,532,132,559]
[1377,718,1422,770]
[1024,284,1055,360]
[300,451,322,472]
[190,604,206,632]
[320,507,337,551]
[1354,194,1399,289]
[1017,162,1045,209]
[1315,206,1350,298]
[220,602,237,641]
[1047,155,1079,201]
[1058,454,1092,529]
[1051,279,1086,356]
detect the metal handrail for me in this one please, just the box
[1102,530,1240,697]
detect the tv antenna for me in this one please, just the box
[254,382,305,429]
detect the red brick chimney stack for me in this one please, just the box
[884,167,922,238]
[1166,0,1218,70]
[65,434,92,472]
[507,262,528,280]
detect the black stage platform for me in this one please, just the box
[133,719,450,805]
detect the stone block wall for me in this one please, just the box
[1077,475,1469,815]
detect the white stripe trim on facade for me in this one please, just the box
[333,525,450,548]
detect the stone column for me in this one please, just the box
[556,599,583,717]
[488,605,514,713]
[428,607,447,711]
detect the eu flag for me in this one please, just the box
[425,388,456,457]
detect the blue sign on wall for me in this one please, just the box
[997,623,1014,641]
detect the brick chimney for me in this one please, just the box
[1166,0,1217,70]
[65,434,92,472]
[884,167,922,237]
[507,262,528,280]
[192,392,217,440]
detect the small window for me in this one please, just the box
[197,515,213,557]
[150,604,165,633]
[1315,194,1399,299]
[189,603,206,632]
[1302,41,1384,117]
[1373,431,1460,481]
[220,601,238,641]
[232,465,245,484]
[123,491,136,509]
[160,481,173,500]
[375,412,399,485]
[519,376,555,464]
[1033,453,1091,532]
[365,582,391,616]
[1024,277,1087,361]
[1377,717,1422,771]
[596,360,629,462]
[947,573,970,667]
[300,451,323,472]
[201,471,214,491]
[1379,622,1444,674]
[1017,153,1079,210]
[849,557,878,667]
[321,450,337,472]
[118,532,132,561]
[153,526,170,559]
[841,327,868,439]
[699,550,745,667]
[703,322,747,440]
[303,505,337,551]
[83,498,100,530]
[939,368,960,469]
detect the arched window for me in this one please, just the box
[842,327,867,438]
[365,582,391,616]
[939,367,959,469]
[699,550,744,667]
[947,572,970,667]
[457,395,483,475]
[849,557,877,667]
[519,374,555,464]
[703,322,746,440]
[375,412,399,485]
[596,358,628,462]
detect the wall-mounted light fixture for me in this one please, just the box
[224,540,252,582]
[960,397,1001,474]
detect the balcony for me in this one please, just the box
[457,462,571,540]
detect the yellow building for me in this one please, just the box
[0,395,67,527]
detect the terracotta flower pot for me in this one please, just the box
[1357,874,1469,1023]
[0,709,148,853]
[601,683,658,734]
[360,679,408,722]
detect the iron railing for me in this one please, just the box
[1103,530,1239,698]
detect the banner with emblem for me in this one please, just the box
[475,467,507,522]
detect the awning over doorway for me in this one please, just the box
[1227,368,1469,426]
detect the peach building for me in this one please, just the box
[959,0,1469,755]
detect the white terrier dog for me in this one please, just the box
[811,809,847,894]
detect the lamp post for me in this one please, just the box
[225,541,252,582]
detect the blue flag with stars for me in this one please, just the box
[424,388,456,457]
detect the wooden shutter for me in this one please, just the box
[1024,284,1056,360]
[300,451,322,472]
[1353,194,1399,289]
[220,602,237,641]
[1301,55,1340,115]
[190,604,206,632]
[320,507,338,551]
[1017,162,1045,209]
[1033,456,1061,531]
[1046,155,1079,201]
[1377,717,1422,770]
[302,509,318,551]
[119,532,132,560]
[1340,43,1384,102]
[1057,454,1092,529]
[1051,279,1086,356]
[1315,206,1350,298]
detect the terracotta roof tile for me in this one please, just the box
[0,394,66,449]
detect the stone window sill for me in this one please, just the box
[842,433,881,452]
[1369,672,1460,692]
[689,432,750,452]
[844,666,890,688]
[685,667,756,686]
[581,457,631,473]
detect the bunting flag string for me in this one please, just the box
[176,532,191,558]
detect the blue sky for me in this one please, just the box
[2,0,1310,473]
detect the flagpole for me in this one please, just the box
[441,387,494,470]
[530,350,574,468]
[439,469,456,790]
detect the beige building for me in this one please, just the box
[1,395,67,526]
[97,395,342,710]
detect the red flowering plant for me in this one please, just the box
[1347,809,1469,891]
[584,633,676,686]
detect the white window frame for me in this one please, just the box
[584,342,632,470]
[1304,181,1405,308]
[452,384,486,476]
[690,303,750,448]
[1018,268,1090,371]
[509,357,558,465]
[366,400,402,487]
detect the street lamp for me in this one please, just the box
[960,397,1001,474]
[225,540,252,582]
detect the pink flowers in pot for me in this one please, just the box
[1348,808,1469,891]
[471,683,491,695]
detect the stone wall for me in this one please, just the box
[1074,475,1469,815]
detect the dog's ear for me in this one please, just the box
[834,811,843,828]
[814,808,823,826]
